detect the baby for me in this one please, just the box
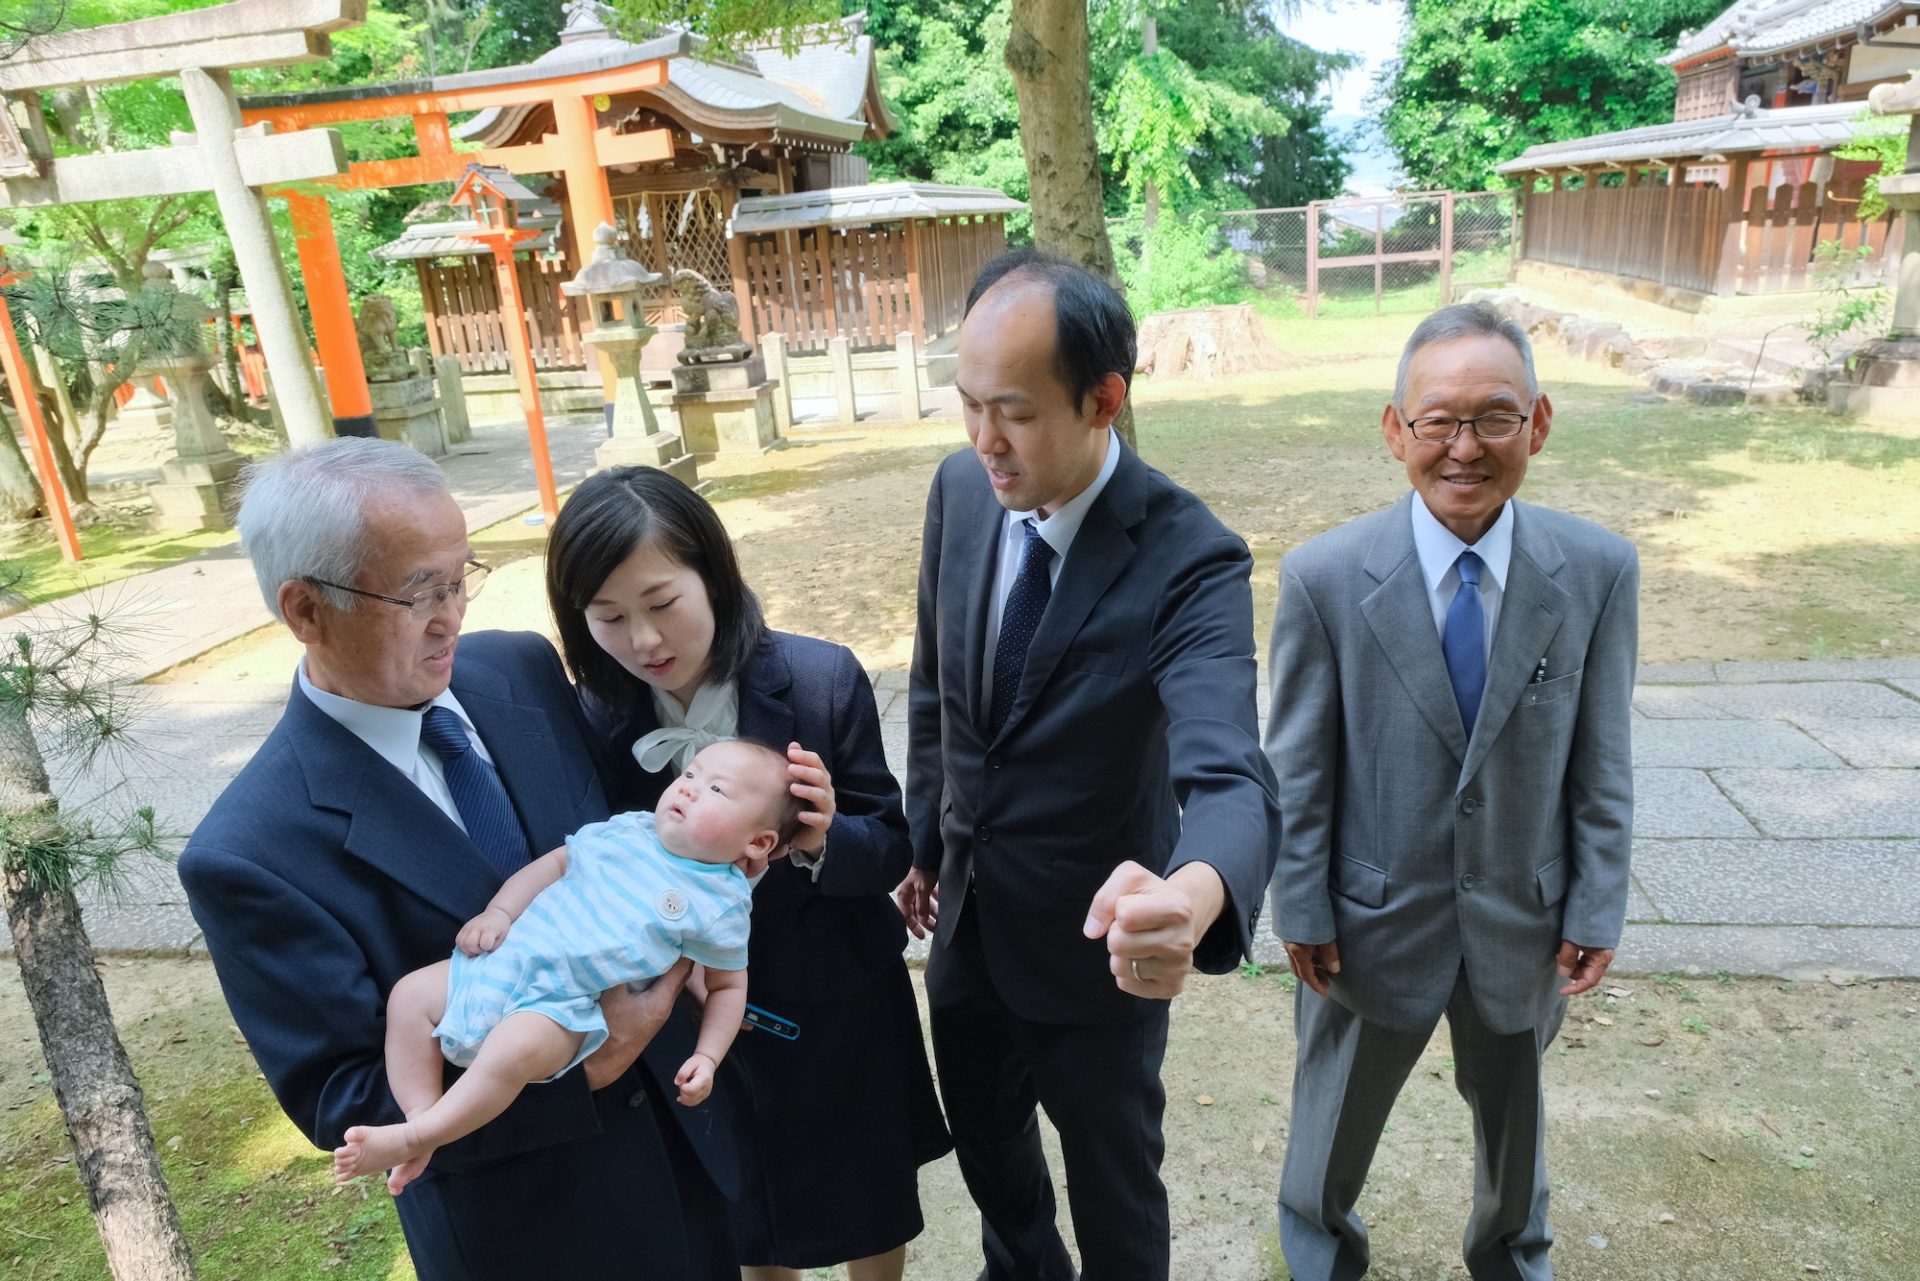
[333,738,801,1194]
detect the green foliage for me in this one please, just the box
[1113,213,1246,313]
[858,0,1352,229]
[607,0,840,56]
[1834,111,1911,220]
[0,583,174,895]
[1804,240,1889,366]
[1377,0,1727,192]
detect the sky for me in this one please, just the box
[1280,0,1409,193]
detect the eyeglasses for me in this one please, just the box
[303,561,491,619]
[1401,406,1534,443]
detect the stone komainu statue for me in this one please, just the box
[670,268,751,364]
[354,294,410,380]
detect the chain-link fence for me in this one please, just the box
[1116,191,1518,320]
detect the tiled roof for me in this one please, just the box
[1495,101,1864,172]
[1665,0,1916,64]
[730,183,1025,234]
[371,200,564,261]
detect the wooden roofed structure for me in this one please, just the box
[1497,1,1918,297]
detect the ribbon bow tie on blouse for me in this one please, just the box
[632,682,739,774]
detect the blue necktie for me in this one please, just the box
[419,706,531,881]
[989,518,1055,736]
[1443,550,1488,738]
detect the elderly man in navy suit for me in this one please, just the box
[180,438,733,1280]
[896,249,1279,1281]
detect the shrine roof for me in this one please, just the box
[370,198,563,261]
[1665,0,1918,66]
[730,183,1025,234]
[1495,101,1864,173]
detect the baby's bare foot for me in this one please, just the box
[332,1123,427,1189]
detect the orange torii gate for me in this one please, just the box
[240,49,681,435]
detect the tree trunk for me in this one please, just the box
[1135,304,1284,381]
[0,713,198,1281]
[1005,0,1135,447]
[0,404,47,522]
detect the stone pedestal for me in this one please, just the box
[583,324,699,486]
[368,374,448,457]
[143,353,244,531]
[1833,169,1920,425]
[434,354,472,444]
[669,355,780,457]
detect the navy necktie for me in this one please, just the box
[1443,550,1488,737]
[419,706,531,881]
[989,518,1055,736]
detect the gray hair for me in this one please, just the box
[235,437,451,619]
[1392,301,1539,411]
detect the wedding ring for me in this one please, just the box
[1131,958,1144,983]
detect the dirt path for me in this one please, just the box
[3,959,1913,1280]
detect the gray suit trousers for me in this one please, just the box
[1280,971,1565,1281]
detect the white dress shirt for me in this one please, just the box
[981,428,1122,715]
[1409,492,1513,667]
[297,661,495,834]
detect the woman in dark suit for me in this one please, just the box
[545,467,950,1281]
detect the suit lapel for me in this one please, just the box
[288,684,502,921]
[991,449,1145,745]
[736,639,798,748]
[1359,496,1469,765]
[959,473,1003,732]
[1458,503,1571,786]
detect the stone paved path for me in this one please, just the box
[54,654,1920,979]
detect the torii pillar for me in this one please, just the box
[0,0,360,449]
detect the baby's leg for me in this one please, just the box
[337,1012,584,1195]
[384,960,453,1120]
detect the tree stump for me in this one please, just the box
[1135,303,1284,380]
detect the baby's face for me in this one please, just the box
[653,740,787,869]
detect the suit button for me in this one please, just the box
[1461,798,1479,816]
[975,823,992,843]
[988,754,1004,770]
[627,1089,648,1108]
[1460,874,1478,891]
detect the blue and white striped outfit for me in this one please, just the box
[434,810,753,1080]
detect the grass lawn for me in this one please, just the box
[621,310,1919,671]
[0,523,237,614]
[2,959,1914,1280]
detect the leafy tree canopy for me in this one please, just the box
[1375,0,1728,192]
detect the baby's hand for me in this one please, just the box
[456,907,511,956]
[674,1052,716,1106]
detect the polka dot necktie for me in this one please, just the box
[419,706,532,881]
[1443,550,1487,738]
[989,518,1055,737]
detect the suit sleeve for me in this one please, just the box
[1561,547,1639,949]
[180,845,601,1166]
[905,465,946,874]
[1263,560,1341,947]
[1151,533,1281,973]
[815,644,916,897]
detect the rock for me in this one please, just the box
[1685,381,1747,407]
[1645,1089,1663,1099]
[1657,1212,1677,1224]
[1586,1235,1609,1251]
[1799,1146,1816,1157]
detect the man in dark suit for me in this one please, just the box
[179,438,732,1280]
[895,249,1279,1281]
[1266,302,1637,1280]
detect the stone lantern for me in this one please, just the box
[561,222,698,487]
[1835,71,1920,424]
[134,261,246,530]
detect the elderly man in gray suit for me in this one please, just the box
[1265,301,1638,1281]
